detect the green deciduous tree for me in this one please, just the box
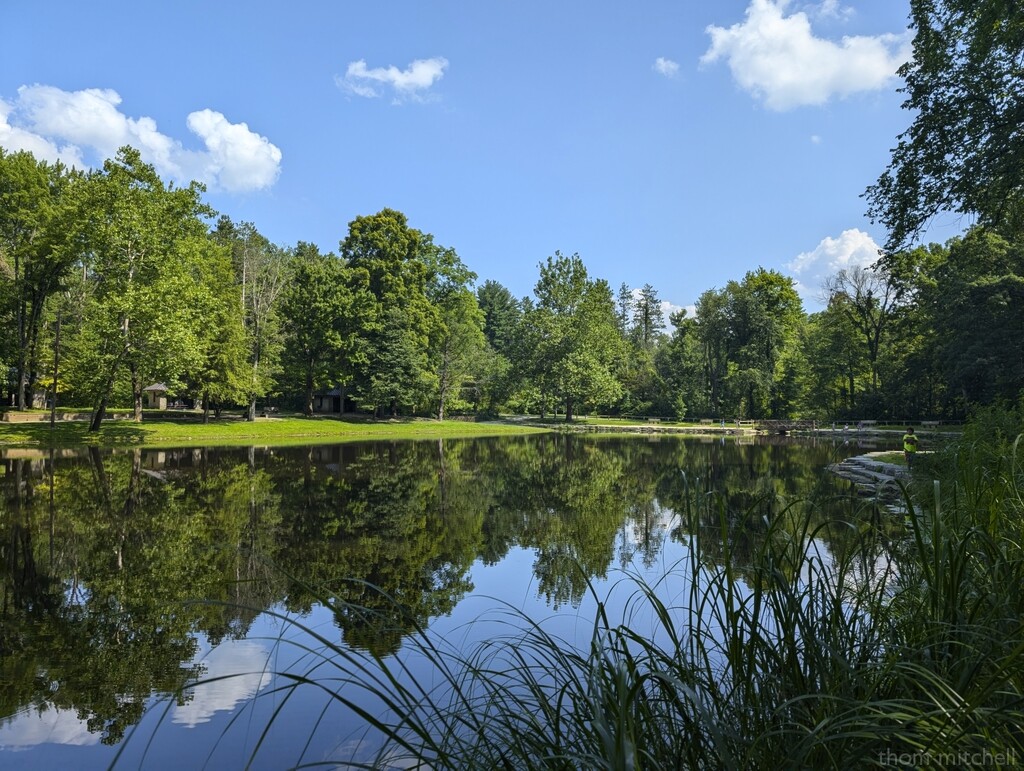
[183,237,249,421]
[925,228,1024,407]
[65,148,212,430]
[801,303,865,417]
[214,217,289,421]
[821,265,897,400]
[866,0,1024,249]
[692,288,732,417]
[725,268,804,418]
[525,252,624,421]
[279,242,372,415]
[421,241,486,420]
[0,149,80,408]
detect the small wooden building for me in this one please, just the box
[143,383,169,410]
[312,386,355,414]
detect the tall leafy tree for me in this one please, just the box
[866,0,1024,249]
[821,266,897,396]
[725,268,804,418]
[800,303,866,417]
[0,149,79,408]
[340,209,437,416]
[421,239,486,420]
[67,147,211,430]
[475,280,523,412]
[213,217,289,421]
[279,242,372,415]
[655,309,705,419]
[184,237,251,421]
[925,228,1024,407]
[617,283,668,415]
[527,252,624,421]
[692,288,732,417]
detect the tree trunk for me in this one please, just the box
[304,366,314,417]
[89,357,124,432]
[202,390,210,424]
[131,365,143,422]
[247,398,257,422]
[90,396,109,432]
[565,399,573,422]
[49,311,61,431]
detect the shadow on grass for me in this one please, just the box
[0,420,149,447]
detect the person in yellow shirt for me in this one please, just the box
[903,426,919,468]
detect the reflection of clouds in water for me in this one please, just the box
[0,706,102,749]
[173,639,273,727]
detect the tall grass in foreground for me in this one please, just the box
[158,427,1024,769]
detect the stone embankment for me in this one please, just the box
[828,452,910,512]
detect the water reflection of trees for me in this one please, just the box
[0,434,865,745]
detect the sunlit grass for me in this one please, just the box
[0,415,551,449]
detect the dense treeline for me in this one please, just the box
[1,146,1020,426]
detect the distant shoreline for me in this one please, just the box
[0,415,551,450]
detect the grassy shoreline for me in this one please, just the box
[0,414,551,449]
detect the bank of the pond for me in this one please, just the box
[826,449,935,517]
[0,415,551,449]
[522,418,756,436]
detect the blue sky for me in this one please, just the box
[2,0,966,318]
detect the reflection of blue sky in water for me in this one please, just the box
[0,636,274,754]
[173,639,273,727]
[0,707,101,751]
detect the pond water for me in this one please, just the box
[0,433,885,769]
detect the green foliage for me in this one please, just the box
[60,147,213,428]
[182,237,249,412]
[521,253,625,420]
[867,0,1024,249]
[927,229,1024,405]
[341,209,438,415]
[213,217,289,420]
[630,282,665,350]
[476,279,521,356]
[279,243,372,415]
[0,149,80,407]
[421,239,487,419]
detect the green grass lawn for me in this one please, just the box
[869,451,906,465]
[0,414,550,449]
[527,416,693,427]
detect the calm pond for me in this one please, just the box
[0,433,885,769]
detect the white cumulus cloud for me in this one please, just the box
[653,57,680,78]
[0,97,84,166]
[185,109,282,192]
[701,0,910,110]
[0,85,281,192]
[337,57,449,102]
[786,228,882,307]
[815,0,854,21]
